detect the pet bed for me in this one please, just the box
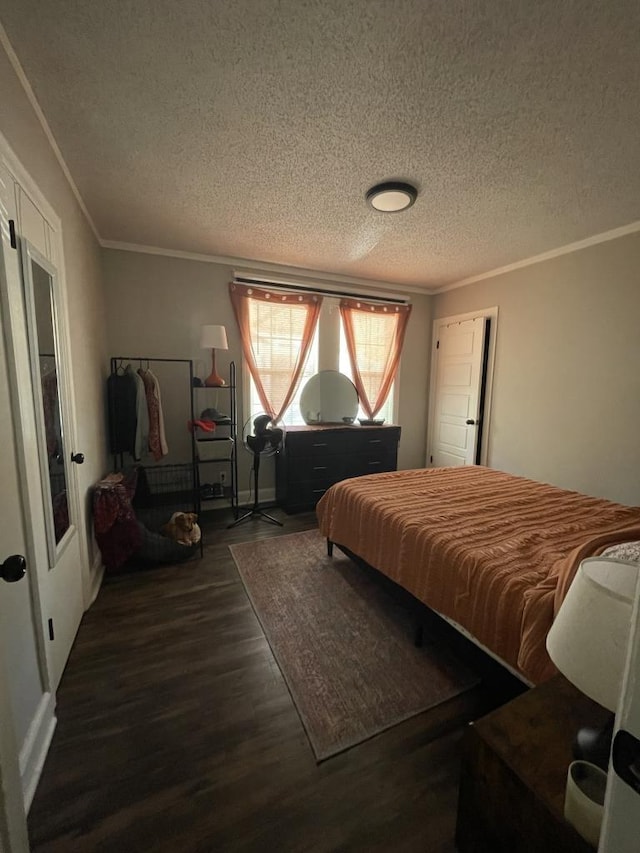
[133,521,198,565]
[93,468,198,572]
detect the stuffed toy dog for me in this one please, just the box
[162,512,201,546]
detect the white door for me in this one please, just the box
[428,317,487,467]
[1,156,84,690]
[0,224,36,849]
[600,575,640,852]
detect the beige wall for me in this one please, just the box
[396,295,432,469]
[0,36,108,786]
[0,42,109,571]
[432,232,640,505]
[101,248,431,495]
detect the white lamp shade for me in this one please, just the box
[546,557,638,712]
[200,324,228,350]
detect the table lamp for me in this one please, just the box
[200,324,228,387]
[546,556,638,769]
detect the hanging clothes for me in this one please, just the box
[107,369,137,454]
[154,370,169,458]
[139,367,169,461]
[128,365,149,461]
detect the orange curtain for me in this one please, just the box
[229,282,322,422]
[339,298,412,419]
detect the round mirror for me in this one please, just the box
[300,371,359,424]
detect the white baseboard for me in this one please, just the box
[19,690,57,812]
[88,550,104,607]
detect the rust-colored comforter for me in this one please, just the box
[316,466,640,684]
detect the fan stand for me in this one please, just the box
[227,450,283,528]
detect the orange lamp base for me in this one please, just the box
[204,349,226,387]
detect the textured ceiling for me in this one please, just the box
[2,0,640,289]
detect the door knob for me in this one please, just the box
[1,555,26,583]
[71,452,85,464]
[465,419,477,425]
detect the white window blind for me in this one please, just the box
[248,299,319,426]
[339,319,394,423]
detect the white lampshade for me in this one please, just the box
[200,324,228,350]
[546,557,638,712]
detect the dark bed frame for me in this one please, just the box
[325,536,528,700]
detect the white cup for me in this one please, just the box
[564,760,608,847]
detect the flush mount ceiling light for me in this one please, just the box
[366,181,418,212]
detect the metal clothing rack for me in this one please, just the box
[192,360,239,522]
[109,356,195,469]
[108,356,201,554]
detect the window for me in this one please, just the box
[338,322,394,424]
[248,316,318,427]
[245,292,400,425]
[231,280,321,425]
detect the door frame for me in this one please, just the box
[0,147,46,849]
[426,307,498,468]
[0,132,89,686]
[0,650,30,853]
[1,137,52,692]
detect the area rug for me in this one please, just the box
[229,529,479,761]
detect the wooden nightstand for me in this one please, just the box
[456,675,611,853]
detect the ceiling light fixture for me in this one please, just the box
[366,181,418,212]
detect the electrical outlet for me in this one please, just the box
[220,471,226,485]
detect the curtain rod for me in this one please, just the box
[233,276,409,306]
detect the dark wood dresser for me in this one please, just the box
[276,424,401,513]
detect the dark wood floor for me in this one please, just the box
[28,509,524,852]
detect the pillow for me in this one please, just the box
[601,540,640,565]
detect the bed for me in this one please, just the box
[316,466,640,684]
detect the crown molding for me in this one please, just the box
[0,23,101,242]
[103,219,640,299]
[437,220,640,293]
[100,239,432,297]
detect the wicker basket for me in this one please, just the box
[196,437,234,461]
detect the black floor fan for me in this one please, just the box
[228,414,285,528]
